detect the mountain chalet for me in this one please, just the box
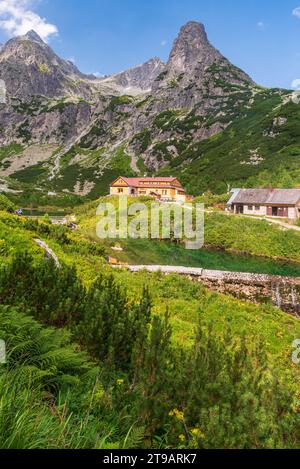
[110,177,188,203]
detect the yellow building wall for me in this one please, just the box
[137,188,175,198]
[110,185,187,202]
[110,186,131,196]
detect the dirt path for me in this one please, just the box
[34,239,61,268]
[228,212,300,232]
[249,216,300,232]
[113,264,298,281]
[208,210,300,232]
[130,154,140,174]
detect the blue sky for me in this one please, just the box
[0,0,300,89]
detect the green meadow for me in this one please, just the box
[1,194,300,449]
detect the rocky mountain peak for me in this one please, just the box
[0,29,91,100]
[0,31,47,60]
[0,19,265,196]
[180,21,209,44]
[167,20,221,73]
[24,30,45,44]
[100,56,165,93]
[148,56,164,65]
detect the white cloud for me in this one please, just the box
[67,56,76,64]
[291,78,300,90]
[257,21,266,31]
[292,7,300,18]
[92,71,104,78]
[0,0,58,42]
[161,40,167,47]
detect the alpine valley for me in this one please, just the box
[2,15,300,452]
[0,21,299,207]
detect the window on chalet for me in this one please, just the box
[255,206,260,210]
[248,205,253,211]
[118,188,124,194]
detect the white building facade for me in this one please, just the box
[229,189,300,221]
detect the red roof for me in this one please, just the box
[112,177,183,189]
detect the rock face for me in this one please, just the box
[24,30,44,43]
[102,57,165,92]
[0,30,93,100]
[151,20,253,108]
[122,265,300,315]
[0,21,290,198]
[167,21,221,73]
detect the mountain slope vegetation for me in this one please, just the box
[1,207,300,448]
[0,22,299,205]
[1,17,300,450]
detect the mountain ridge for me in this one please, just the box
[0,21,298,204]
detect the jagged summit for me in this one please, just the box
[179,21,209,44]
[0,28,92,99]
[24,30,44,43]
[167,20,221,73]
[0,19,261,192]
[101,56,165,92]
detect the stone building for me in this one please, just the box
[230,188,300,220]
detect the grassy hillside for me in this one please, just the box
[158,90,300,194]
[76,196,300,267]
[0,208,299,362]
[1,211,296,357]
[1,207,300,448]
[2,88,300,208]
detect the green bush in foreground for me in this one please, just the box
[0,252,300,449]
[194,192,230,207]
[0,194,15,213]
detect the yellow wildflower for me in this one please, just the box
[117,379,124,386]
[191,428,205,439]
[169,408,185,421]
[179,434,186,442]
[174,410,184,421]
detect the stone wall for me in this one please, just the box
[198,269,300,315]
[120,265,300,315]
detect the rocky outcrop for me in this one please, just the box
[0,21,269,195]
[0,31,93,101]
[69,21,257,175]
[102,57,165,92]
[167,21,222,74]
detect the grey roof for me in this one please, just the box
[227,188,241,206]
[232,189,300,206]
